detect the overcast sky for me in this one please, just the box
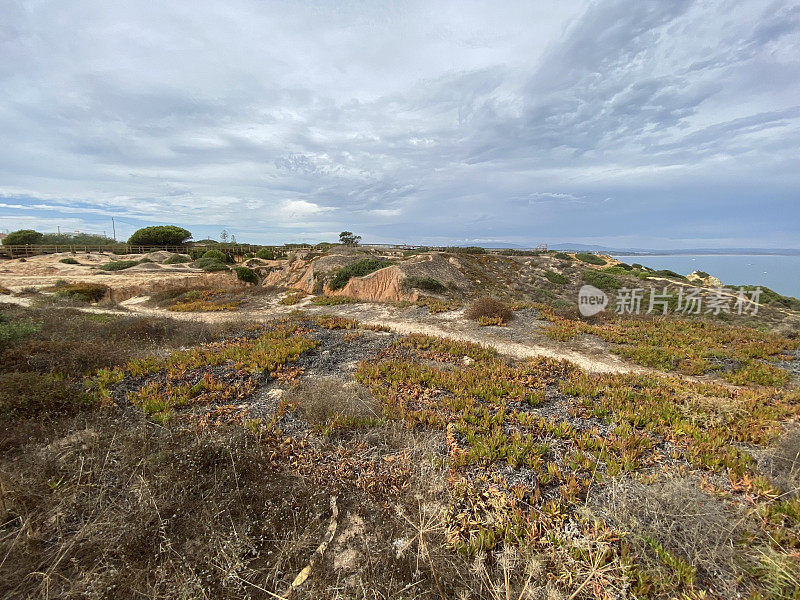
[1,0,798,248]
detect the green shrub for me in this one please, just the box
[163,254,191,264]
[401,275,446,294]
[444,246,486,254]
[653,269,687,280]
[601,266,633,276]
[582,269,621,291]
[738,286,800,311]
[2,229,43,245]
[193,257,228,272]
[329,259,392,290]
[575,253,607,265]
[256,248,275,260]
[53,283,109,303]
[41,232,116,246]
[553,252,571,260]
[128,225,192,246]
[59,257,79,264]
[0,316,41,349]
[615,262,633,270]
[100,260,140,271]
[0,372,94,420]
[234,266,258,284]
[543,270,569,284]
[202,249,227,262]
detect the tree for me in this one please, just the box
[339,231,361,246]
[128,226,192,246]
[220,229,229,243]
[2,229,44,245]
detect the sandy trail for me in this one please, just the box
[1,292,642,374]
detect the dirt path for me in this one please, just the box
[1,292,643,374]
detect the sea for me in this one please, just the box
[612,254,800,299]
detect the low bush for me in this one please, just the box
[255,248,275,260]
[591,478,745,595]
[553,252,571,260]
[403,247,430,257]
[168,300,240,312]
[543,270,569,284]
[0,372,94,419]
[601,266,632,276]
[284,376,380,426]
[575,252,607,265]
[202,249,227,262]
[100,260,139,271]
[0,315,41,349]
[465,297,513,324]
[163,254,191,264]
[280,291,308,305]
[329,258,392,290]
[444,246,485,254]
[763,428,800,495]
[53,282,109,303]
[59,257,79,264]
[193,257,228,272]
[401,275,446,294]
[311,295,359,306]
[478,316,506,326]
[582,269,621,290]
[234,266,258,284]
[653,269,687,280]
[739,285,800,312]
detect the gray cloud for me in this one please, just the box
[0,0,798,247]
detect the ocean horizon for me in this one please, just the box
[613,254,800,299]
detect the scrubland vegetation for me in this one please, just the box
[329,258,393,290]
[1,241,800,599]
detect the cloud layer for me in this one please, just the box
[1,0,798,247]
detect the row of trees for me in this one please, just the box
[1,226,193,246]
[2,226,363,247]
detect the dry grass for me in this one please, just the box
[590,477,748,595]
[0,305,247,378]
[3,302,800,599]
[284,376,381,427]
[0,418,331,600]
[0,372,94,419]
[763,427,800,496]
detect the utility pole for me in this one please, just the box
[57,225,60,235]
[112,217,116,241]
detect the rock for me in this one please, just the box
[462,356,475,366]
[687,270,723,287]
